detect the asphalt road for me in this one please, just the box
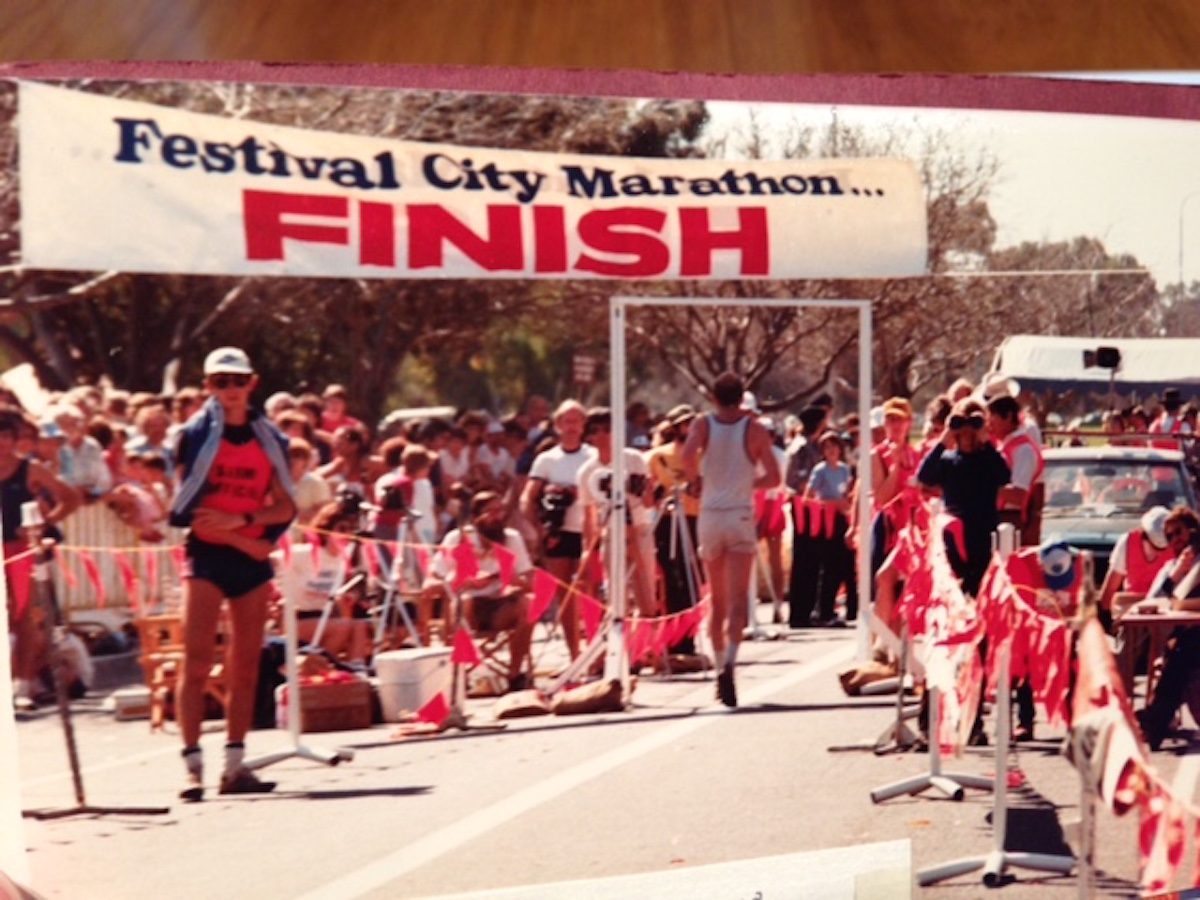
[10,614,1167,899]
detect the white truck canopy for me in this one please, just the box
[989,334,1200,399]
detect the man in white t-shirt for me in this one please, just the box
[577,407,658,620]
[520,400,597,660]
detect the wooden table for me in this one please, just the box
[1,1,1199,73]
[1115,609,1200,705]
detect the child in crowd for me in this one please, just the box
[106,452,170,542]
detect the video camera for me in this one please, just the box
[539,484,577,533]
[598,472,648,498]
[335,485,365,519]
[376,482,409,514]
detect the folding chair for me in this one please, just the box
[133,612,229,731]
[460,591,535,695]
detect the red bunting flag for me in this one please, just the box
[529,569,557,623]
[143,549,158,601]
[449,539,478,591]
[1139,789,1184,895]
[52,546,77,589]
[807,501,822,538]
[580,593,604,642]
[494,543,515,589]
[823,503,837,541]
[114,551,140,614]
[168,544,185,579]
[79,551,105,609]
[414,545,431,579]
[451,626,481,666]
[650,618,670,660]
[586,549,605,588]
[626,619,649,664]
[415,691,449,725]
[663,611,687,649]
[5,552,32,618]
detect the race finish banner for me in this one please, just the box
[17,81,928,280]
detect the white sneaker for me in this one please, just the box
[13,682,35,712]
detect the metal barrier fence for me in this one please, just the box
[53,503,185,619]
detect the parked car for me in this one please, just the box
[1039,444,1198,585]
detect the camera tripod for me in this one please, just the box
[651,485,709,677]
[367,510,427,652]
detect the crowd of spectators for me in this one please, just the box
[8,367,1200,714]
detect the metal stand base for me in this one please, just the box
[871,770,994,804]
[249,546,358,773]
[917,615,1075,887]
[22,537,171,820]
[918,849,1075,888]
[870,687,994,803]
[245,743,353,771]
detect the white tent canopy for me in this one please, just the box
[989,334,1200,399]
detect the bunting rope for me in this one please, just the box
[43,523,708,668]
[887,500,1200,892]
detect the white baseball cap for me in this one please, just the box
[203,347,253,376]
[1141,506,1170,550]
[978,372,1021,401]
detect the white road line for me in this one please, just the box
[296,640,858,900]
[21,744,180,789]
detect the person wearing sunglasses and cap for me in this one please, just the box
[916,397,1011,597]
[1097,505,1175,627]
[1135,506,1200,749]
[169,347,296,802]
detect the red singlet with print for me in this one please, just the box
[200,438,272,537]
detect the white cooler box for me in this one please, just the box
[375,647,452,721]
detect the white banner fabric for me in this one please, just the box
[18,81,927,280]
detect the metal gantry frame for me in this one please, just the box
[605,296,875,688]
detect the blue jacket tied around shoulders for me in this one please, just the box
[169,396,295,543]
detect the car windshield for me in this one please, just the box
[1043,459,1189,517]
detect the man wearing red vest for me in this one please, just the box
[1097,506,1173,626]
[1149,388,1191,450]
[987,394,1044,547]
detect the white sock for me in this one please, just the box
[724,644,739,669]
[182,745,203,777]
[224,742,245,775]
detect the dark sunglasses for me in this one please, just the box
[1166,526,1191,541]
[947,414,985,431]
[209,373,252,389]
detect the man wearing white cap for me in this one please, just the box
[1098,505,1174,624]
[170,347,296,801]
[978,372,1042,446]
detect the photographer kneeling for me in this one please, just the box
[422,491,535,692]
